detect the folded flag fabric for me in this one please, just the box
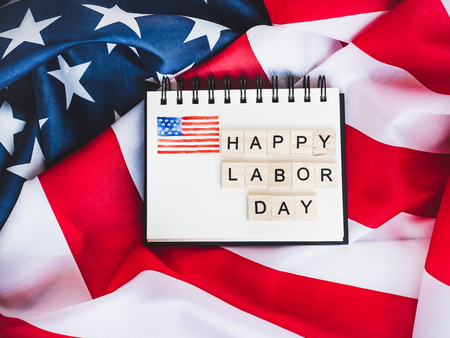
[1,0,450,337]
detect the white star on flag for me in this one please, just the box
[39,117,49,128]
[0,101,26,155]
[106,43,140,57]
[145,63,195,85]
[7,138,45,180]
[48,55,95,110]
[0,8,60,58]
[183,16,230,50]
[0,0,21,9]
[82,4,152,38]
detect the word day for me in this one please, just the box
[221,130,336,156]
[248,195,318,221]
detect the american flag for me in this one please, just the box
[1,0,450,337]
[156,116,220,154]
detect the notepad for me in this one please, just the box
[145,77,348,244]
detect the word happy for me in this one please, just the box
[221,130,336,157]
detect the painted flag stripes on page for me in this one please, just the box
[157,116,220,154]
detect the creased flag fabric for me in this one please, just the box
[1,0,450,337]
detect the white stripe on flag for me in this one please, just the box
[111,101,145,200]
[26,271,302,338]
[0,178,91,319]
[246,25,342,87]
[413,270,450,337]
[277,11,389,42]
[308,43,450,153]
[440,0,450,18]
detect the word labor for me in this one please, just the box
[248,195,318,221]
[222,162,339,189]
[221,130,336,156]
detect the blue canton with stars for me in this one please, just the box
[157,117,182,137]
[0,0,271,229]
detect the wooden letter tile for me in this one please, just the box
[221,162,245,187]
[295,195,318,221]
[245,163,269,189]
[291,131,313,156]
[248,195,272,221]
[221,130,244,156]
[267,131,291,156]
[268,163,291,189]
[272,195,295,221]
[313,131,336,156]
[291,163,315,189]
[314,163,339,188]
[244,130,267,156]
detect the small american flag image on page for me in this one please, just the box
[156,116,220,154]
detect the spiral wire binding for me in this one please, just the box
[272,75,279,103]
[224,75,231,104]
[288,75,295,102]
[192,75,199,104]
[303,76,311,102]
[160,76,170,105]
[176,77,184,105]
[240,75,247,103]
[208,75,215,104]
[256,75,263,103]
[319,75,327,102]
[158,75,328,105]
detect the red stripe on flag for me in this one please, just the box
[425,177,450,286]
[181,34,270,89]
[38,127,143,299]
[182,121,219,126]
[105,246,417,338]
[346,125,450,228]
[181,133,219,136]
[182,116,219,120]
[157,144,219,148]
[353,0,450,95]
[157,138,219,143]
[183,127,219,131]
[0,313,77,338]
[157,150,220,154]
[262,0,401,24]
